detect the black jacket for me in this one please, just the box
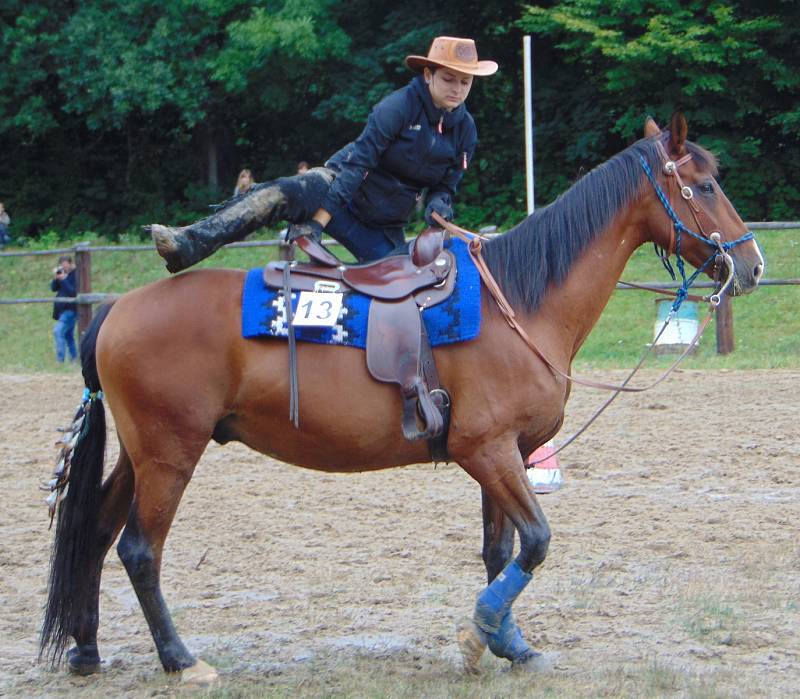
[322,76,478,228]
[51,270,77,320]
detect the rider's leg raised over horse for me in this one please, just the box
[148,168,334,273]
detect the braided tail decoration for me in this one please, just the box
[43,389,105,524]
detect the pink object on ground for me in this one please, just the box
[526,440,564,494]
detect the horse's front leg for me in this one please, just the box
[478,488,545,666]
[457,443,551,673]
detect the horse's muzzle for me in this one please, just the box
[727,244,765,296]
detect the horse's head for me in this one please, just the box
[642,114,764,296]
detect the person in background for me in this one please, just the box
[51,256,78,363]
[0,201,11,248]
[233,169,255,197]
[296,161,309,175]
[149,36,497,272]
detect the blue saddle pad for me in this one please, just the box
[241,238,481,348]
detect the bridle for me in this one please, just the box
[431,140,758,463]
[640,139,755,309]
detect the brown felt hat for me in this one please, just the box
[405,37,498,77]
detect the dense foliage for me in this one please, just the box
[0,0,797,238]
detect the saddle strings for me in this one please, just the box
[283,260,300,428]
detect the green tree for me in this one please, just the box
[0,0,352,234]
[520,0,800,218]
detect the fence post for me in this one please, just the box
[715,294,734,354]
[75,242,93,342]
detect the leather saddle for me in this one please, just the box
[263,228,455,452]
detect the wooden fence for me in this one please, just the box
[2,223,798,355]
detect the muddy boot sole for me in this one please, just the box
[149,224,192,273]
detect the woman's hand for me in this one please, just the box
[285,207,330,243]
[286,220,323,243]
[424,196,453,226]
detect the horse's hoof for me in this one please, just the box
[66,646,102,675]
[456,620,488,675]
[180,659,219,686]
[511,650,555,674]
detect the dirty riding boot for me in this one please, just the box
[148,167,335,273]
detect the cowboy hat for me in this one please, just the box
[405,37,498,77]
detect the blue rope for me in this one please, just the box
[638,155,754,313]
[81,388,104,403]
[639,156,754,251]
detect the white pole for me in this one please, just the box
[522,36,566,495]
[523,35,535,215]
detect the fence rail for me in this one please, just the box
[3,225,798,355]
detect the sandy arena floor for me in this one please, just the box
[1,370,798,697]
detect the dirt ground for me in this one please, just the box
[1,369,798,697]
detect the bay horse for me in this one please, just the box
[40,115,763,681]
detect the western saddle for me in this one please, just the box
[263,228,456,458]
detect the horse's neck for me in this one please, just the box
[534,212,645,362]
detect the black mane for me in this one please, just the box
[481,136,717,313]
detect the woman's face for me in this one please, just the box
[424,67,473,111]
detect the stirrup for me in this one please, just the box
[402,378,444,441]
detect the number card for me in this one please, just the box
[291,291,344,327]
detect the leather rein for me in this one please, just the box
[431,142,755,396]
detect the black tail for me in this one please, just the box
[39,302,115,664]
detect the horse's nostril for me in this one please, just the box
[754,263,764,281]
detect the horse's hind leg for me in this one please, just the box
[116,440,213,679]
[457,443,551,673]
[67,442,135,674]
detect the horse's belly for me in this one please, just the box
[227,342,431,471]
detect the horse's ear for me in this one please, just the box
[669,112,688,155]
[644,117,661,138]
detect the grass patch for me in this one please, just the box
[1,228,797,373]
[143,652,742,699]
[679,593,742,644]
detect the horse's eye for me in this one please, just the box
[699,181,715,195]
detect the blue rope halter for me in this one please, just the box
[639,154,754,312]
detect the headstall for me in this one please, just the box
[640,140,755,311]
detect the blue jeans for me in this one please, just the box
[53,310,78,362]
[326,206,406,262]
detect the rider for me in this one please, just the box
[150,37,498,272]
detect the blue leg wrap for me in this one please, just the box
[473,560,532,634]
[487,610,531,661]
